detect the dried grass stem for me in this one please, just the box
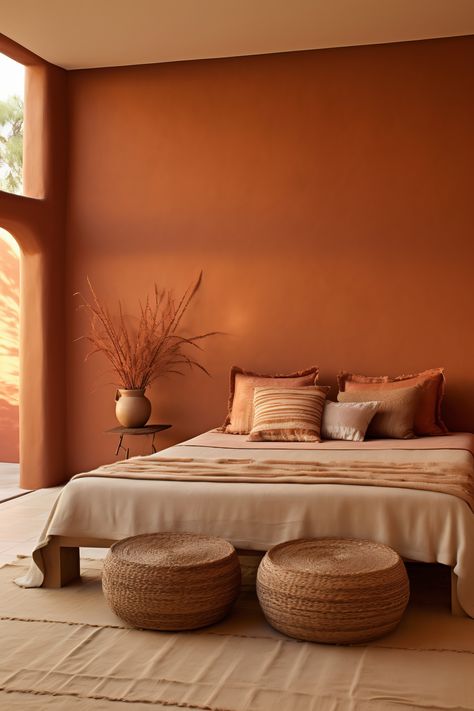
[75,273,217,389]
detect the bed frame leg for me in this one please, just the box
[41,539,80,588]
[451,570,466,617]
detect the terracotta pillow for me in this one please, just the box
[337,368,447,436]
[222,365,320,434]
[337,385,421,439]
[321,401,380,442]
[248,386,330,442]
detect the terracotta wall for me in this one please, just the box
[65,36,474,475]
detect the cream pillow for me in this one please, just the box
[337,385,420,439]
[321,401,380,442]
[248,386,329,442]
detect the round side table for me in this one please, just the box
[106,424,172,459]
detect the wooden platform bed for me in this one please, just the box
[17,430,474,619]
[40,534,466,617]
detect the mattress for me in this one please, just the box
[16,431,474,616]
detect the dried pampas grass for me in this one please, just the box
[75,273,218,389]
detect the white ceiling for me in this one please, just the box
[1,0,474,70]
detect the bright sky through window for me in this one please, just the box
[0,54,24,195]
[0,54,24,100]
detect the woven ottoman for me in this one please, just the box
[102,532,241,630]
[256,537,409,644]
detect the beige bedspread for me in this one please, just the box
[74,433,474,511]
[15,431,474,617]
[183,430,474,452]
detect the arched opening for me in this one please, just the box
[0,51,25,498]
[0,227,23,498]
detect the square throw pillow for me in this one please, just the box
[222,365,320,434]
[337,385,421,439]
[337,368,447,436]
[248,386,330,442]
[321,401,380,442]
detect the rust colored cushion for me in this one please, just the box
[248,386,330,442]
[337,385,421,439]
[222,365,320,434]
[337,368,447,436]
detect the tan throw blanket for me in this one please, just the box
[74,455,474,512]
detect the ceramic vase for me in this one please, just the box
[115,388,151,428]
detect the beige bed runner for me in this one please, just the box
[75,449,474,512]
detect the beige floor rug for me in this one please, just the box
[1,558,474,710]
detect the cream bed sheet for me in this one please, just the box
[16,432,474,617]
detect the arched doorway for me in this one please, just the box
[0,227,21,497]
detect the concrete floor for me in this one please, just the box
[0,462,30,503]
[0,485,60,564]
[0,484,109,566]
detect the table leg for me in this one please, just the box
[115,434,124,456]
[151,432,157,454]
[115,435,129,459]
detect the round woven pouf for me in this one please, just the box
[102,533,241,631]
[256,537,409,644]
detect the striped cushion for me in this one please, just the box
[222,366,320,434]
[248,386,329,442]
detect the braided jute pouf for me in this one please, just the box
[256,537,409,644]
[102,532,241,631]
